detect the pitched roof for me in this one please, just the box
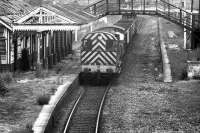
[42,3,95,24]
[0,0,35,26]
[0,0,95,30]
[0,0,33,16]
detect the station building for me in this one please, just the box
[0,1,94,72]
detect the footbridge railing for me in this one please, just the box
[84,0,200,31]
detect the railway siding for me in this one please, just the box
[32,75,79,133]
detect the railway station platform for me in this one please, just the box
[101,15,200,133]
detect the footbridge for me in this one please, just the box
[84,0,200,49]
[84,0,200,31]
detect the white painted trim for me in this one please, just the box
[40,7,76,23]
[17,8,41,23]
[13,25,80,31]
[0,19,12,31]
[16,7,77,24]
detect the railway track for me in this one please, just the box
[63,83,111,133]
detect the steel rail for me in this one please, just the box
[95,81,112,133]
[63,89,85,133]
[62,82,113,133]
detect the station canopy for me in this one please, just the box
[0,0,95,32]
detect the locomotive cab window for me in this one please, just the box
[114,34,120,40]
[106,40,118,51]
[82,39,92,51]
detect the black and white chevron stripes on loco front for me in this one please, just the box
[81,51,117,65]
[81,32,118,66]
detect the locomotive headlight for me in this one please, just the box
[98,36,103,40]
[84,68,91,72]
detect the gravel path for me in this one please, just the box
[101,16,200,133]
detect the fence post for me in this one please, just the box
[143,0,145,14]
[131,0,133,11]
[180,9,182,24]
[118,0,121,14]
[106,0,109,14]
[168,2,170,19]
[156,0,158,14]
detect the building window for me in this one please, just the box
[0,39,6,55]
[181,2,184,8]
[0,26,4,37]
[0,26,6,56]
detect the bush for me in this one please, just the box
[55,63,63,74]
[37,95,50,105]
[35,68,49,78]
[56,76,63,85]
[0,78,8,96]
[9,121,33,133]
[0,72,13,83]
[26,121,33,131]
[51,86,57,93]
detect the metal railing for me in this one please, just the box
[84,0,200,31]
